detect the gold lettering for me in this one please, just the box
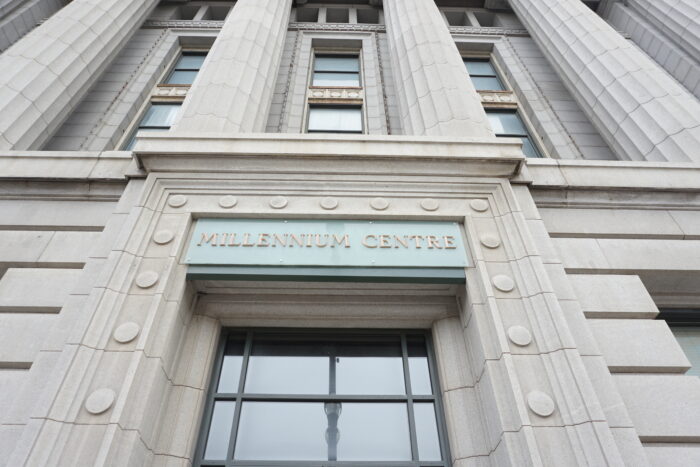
[219,233,229,246]
[362,234,378,248]
[443,235,457,249]
[197,232,218,246]
[427,235,442,249]
[272,233,287,247]
[393,235,409,249]
[257,233,270,247]
[409,235,424,248]
[379,235,392,248]
[241,233,255,247]
[228,233,241,247]
[315,234,329,247]
[331,234,350,248]
[289,234,304,247]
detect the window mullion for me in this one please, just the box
[225,331,254,463]
[401,334,419,462]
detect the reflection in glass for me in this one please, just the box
[203,401,235,460]
[337,403,411,461]
[234,402,327,460]
[217,336,245,393]
[415,403,442,461]
[336,357,405,395]
[245,338,329,394]
[408,336,432,395]
[312,72,360,87]
[167,70,198,85]
[471,76,503,91]
[315,56,360,72]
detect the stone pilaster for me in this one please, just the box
[382,0,492,137]
[508,0,700,162]
[627,0,700,63]
[0,0,158,150]
[172,0,293,133]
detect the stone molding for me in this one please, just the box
[478,90,518,108]
[307,86,364,103]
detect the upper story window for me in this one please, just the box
[195,330,450,465]
[121,48,208,149]
[487,110,542,158]
[124,103,180,150]
[464,58,505,91]
[312,55,361,87]
[659,309,700,377]
[165,52,207,85]
[308,105,363,133]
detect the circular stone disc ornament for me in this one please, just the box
[470,199,489,212]
[527,391,556,417]
[269,196,288,209]
[113,322,140,344]
[370,197,389,211]
[507,326,532,346]
[85,388,116,415]
[480,235,501,249]
[219,195,238,208]
[153,230,174,245]
[135,271,159,289]
[167,195,187,208]
[320,197,338,210]
[420,198,439,211]
[492,274,515,292]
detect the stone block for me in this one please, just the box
[569,274,659,318]
[614,374,700,441]
[539,208,685,238]
[0,268,82,312]
[588,319,691,373]
[644,443,700,467]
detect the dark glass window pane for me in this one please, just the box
[408,336,432,395]
[471,76,504,91]
[141,104,181,128]
[166,70,198,85]
[204,401,236,460]
[336,403,412,461]
[234,402,327,460]
[464,60,496,76]
[487,111,526,136]
[308,107,362,132]
[177,53,206,70]
[314,56,359,72]
[312,72,360,87]
[217,335,245,393]
[414,403,442,461]
[244,337,329,394]
[521,137,542,158]
[336,338,404,395]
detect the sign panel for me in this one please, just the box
[185,219,469,268]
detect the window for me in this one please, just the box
[165,52,207,85]
[195,330,450,466]
[660,309,700,377]
[464,58,504,91]
[487,110,542,158]
[313,55,360,87]
[308,105,363,133]
[124,103,180,150]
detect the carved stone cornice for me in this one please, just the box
[449,26,529,36]
[289,22,386,32]
[307,87,364,104]
[143,19,225,29]
[478,90,518,108]
[153,85,189,100]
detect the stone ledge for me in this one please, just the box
[0,151,133,181]
[133,133,525,178]
[517,158,700,192]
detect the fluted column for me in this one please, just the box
[172,0,293,133]
[0,0,158,150]
[508,0,700,162]
[382,0,492,137]
[627,0,700,63]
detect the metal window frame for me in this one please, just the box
[165,51,208,84]
[193,328,452,467]
[463,57,505,91]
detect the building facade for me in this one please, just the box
[0,0,699,465]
